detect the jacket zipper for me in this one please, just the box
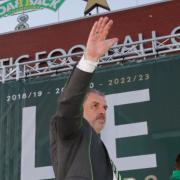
[88,129,94,180]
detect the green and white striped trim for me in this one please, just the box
[111,160,122,180]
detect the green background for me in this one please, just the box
[0,54,180,180]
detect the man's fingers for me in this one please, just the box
[90,17,104,37]
[106,38,119,48]
[98,17,109,34]
[92,17,109,36]
[89,21,98,37]
[96,17,104,33]
[105,19,113,32]
[99,19,113,40]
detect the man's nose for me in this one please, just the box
[99,106,106,114]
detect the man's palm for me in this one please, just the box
[85,17,118,60]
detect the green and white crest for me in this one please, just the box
[0,0,65,18]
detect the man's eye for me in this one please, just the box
[92,104,98,108]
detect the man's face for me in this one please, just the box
[83,92,107,133]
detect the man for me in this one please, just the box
[170,154,180,180]
[50,17,119,180]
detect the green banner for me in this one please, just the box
[0,54,180,180]
[0,0,65,18]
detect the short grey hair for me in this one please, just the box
[83,89,105,104]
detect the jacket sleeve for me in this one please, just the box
[52,67,93,140]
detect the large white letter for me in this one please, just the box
[21,106,55,180]
[101,89,157,171]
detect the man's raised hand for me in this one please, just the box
[85,17,118,61]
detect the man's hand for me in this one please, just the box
[84,16,118,61]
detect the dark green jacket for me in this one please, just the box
[50,68,113,180]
